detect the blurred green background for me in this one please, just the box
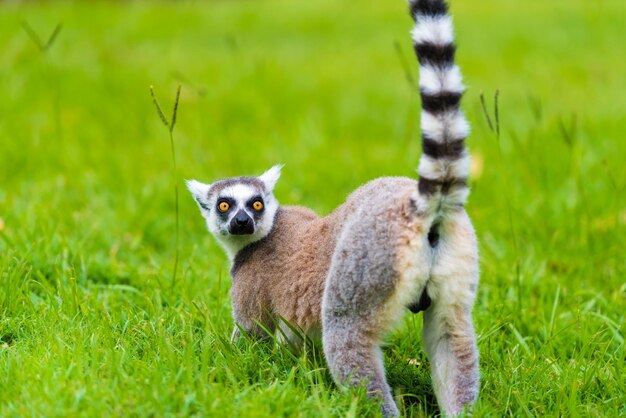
[0,0,624,416]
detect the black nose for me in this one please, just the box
[235,214,250,226]
[230,211,254,235]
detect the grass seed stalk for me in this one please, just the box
[150,85,182,288]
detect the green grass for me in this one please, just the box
[1,0,625,416]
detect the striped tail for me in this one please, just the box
[409,0,471,213]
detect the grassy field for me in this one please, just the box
[1,0,625,416]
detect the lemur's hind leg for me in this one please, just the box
[322,208,430,418]
[323,322,398,417]
[423,211,480,416]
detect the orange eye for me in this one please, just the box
[218,201,230,212]
[252,201,264,211]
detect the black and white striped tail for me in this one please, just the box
[410,0,471,212]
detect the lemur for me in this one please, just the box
[187,0,479,416]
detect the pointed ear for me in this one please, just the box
[259,164,283,192]
[186,179,211,214]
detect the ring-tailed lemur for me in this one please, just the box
[187,0,479,416]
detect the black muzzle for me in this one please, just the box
[229,210,254,235]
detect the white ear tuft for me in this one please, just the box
[186,179,211,213]
[259,164,283,192]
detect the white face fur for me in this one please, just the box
[186,165,282,260]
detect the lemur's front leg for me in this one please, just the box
[231,297,275,341]
[423,213,480,416]
[230,325,241,343]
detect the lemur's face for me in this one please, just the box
[187,165,282,259]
